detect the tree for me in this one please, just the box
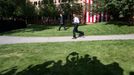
[121,0,134,21]
[39,0,58,17]
[97,0,134,22]
[0,0,37,18]
[13,0,37,17]
[60,0,82,14]
[59,0,83,23]
[0,0,16,17]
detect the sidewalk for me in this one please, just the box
[0,34,134,45]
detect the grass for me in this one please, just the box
[0,22,134,37]
[0,40,134,75]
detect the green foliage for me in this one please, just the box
[94,0,134,21]
[22,2,37,17]
[58,0,83,17]
[0,0,16,17]
[0,0,83,18]
[93,0,105,12]
[13,0,37,17]
[0,0,37,17]
[62,0,78,2]
[105,0,122,20]
[39,0,58,17]
[14,7,23,16]
[60,3,71,15]
[71,3,83,14]
[121,0,134,19]
[39,4,58,17]
[42,0,54,4]
[39,0,83,17]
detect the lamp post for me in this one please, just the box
[70,3,73,8]
[69,2,73,23]
[70,3,73,23]
[70,3,73,15]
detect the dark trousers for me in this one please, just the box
[58,24,66,31]
[73,23,84,38]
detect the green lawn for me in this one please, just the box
[0,40,134,75]
[0,22,134,37]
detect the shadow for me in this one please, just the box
[129,72,134,75]
[0,52,124,75]
[0,20,27,33]
[25,24,54,32]
[106,21,134,27]
[0,67,17,75]
[0,24,55,35]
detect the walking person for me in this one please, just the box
[58,13,66,31]
[72,14,84,39]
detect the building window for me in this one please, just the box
[57,0,59,3]
[59,0,61,3]
[54,0,56,3]
[38,1,41,5]
[34,1,37,5]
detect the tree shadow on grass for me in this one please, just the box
[0,52,124,75]
[129,72,134,75]
[106,21,134,27]
[0,24,55,35]
[26,24,54,32]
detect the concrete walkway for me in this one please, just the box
[0,34,134,45]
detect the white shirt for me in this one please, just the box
[73,17,80,24]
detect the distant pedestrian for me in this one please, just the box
[58,13,66,31]
[72,14,84,39]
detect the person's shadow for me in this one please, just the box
[0,52,124,75]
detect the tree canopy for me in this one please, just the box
[0,0,37,18]
[2,0,133,23]
[96,0,134,21]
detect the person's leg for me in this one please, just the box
[58,24,62,31]
[75,24,84,37]
[63,24,66,30]
[72,24,77,39]
[78,31,84,37]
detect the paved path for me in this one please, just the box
[0,34,134,45]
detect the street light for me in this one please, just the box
[70,3,73,15]
[70,3,73,23]
[70,3,72,7]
